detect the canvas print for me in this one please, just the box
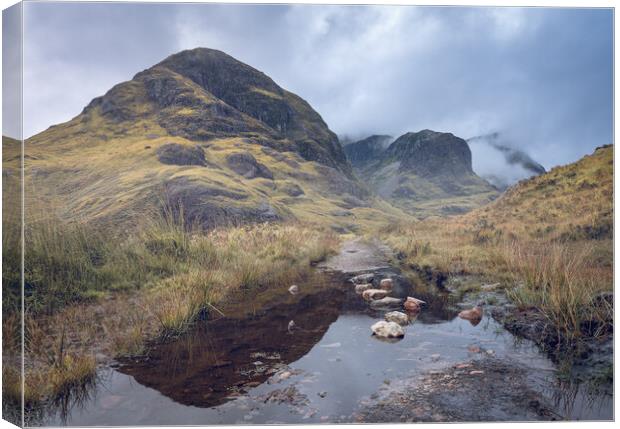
[1,1,614,426]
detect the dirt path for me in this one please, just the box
[318,238,393,274]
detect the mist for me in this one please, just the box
[8,3,612,175]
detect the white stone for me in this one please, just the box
[384,311,409,325]
[371,321,405,338]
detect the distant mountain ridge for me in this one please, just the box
[343,135,393,169]
[346,130,498,216]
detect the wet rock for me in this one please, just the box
[469,370,485,375]
[379,278,393,291]
[362,289,389,301]
[468,345,481,353]
[385,311,409,325]
[355,283,373,294]
[287,320,296,332]
[431,354,441,362]
[404,298,421,313]
[371,321,405,338]
[351,273,374,284]
[458,307,483,325]
[370,297,403,309]
[288,285,299,295]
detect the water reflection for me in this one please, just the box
[118,280,346,408]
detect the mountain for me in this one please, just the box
[20,48,409,232]
[343,135,393,169]
[348,130,499,217]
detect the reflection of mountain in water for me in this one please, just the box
[117,283,346,408]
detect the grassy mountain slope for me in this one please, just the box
[20,48,409,233]
[380,145,613,347]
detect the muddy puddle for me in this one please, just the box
[38,273,612,425]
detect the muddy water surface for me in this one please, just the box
[41,270,612,425]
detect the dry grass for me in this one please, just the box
[377,146,613,348]
[501,241,613,343]
[3,198,339,409]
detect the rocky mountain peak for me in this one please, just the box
[343,134,393,169]
[83,47,352,176]
[383,130,473,178]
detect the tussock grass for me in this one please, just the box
[501,241,612,343]
[3,198,339,409]
[377,146,613,352]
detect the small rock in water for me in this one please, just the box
[318,391,327,398]
[371,321,405,338]
[384,311,409,325]
[486,349,495,355]
[455,363,472,369]
[351,273,374,284]
[354,283,373,294]
[404,299,421,313]
[288,320,296,332]
[468,345,481,353]
[288,285,299,295]
[379,278,393,291]
[469,370,485,375]
[320,342,341,348]
[458,307,483,325]
[277,371,293,381]
[431,354,441,362]
[362,289,388,301]
[370,297,403,309]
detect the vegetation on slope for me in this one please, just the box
[2,195,339,409]
[378,145,613,351]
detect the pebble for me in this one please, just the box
[430,354,441,362]
[469,370,485,375]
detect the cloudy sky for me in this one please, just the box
[3,2,613,176]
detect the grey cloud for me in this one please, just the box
[17,3,612,178]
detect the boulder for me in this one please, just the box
[379,278,393,291]
[458,307,483,323]
[371,321,405,338]
[354,283,373,294]
[351,273,374,284]
[384,311,409,325]
[404,296,426,313]
[362,289,388,301]
[370,297,403,309]
[226,152,274,179]
[156,143,206,166]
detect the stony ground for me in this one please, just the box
[351,358,561,423]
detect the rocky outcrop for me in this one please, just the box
[344,135,392,169]
[156,143,206,166]
[226,152,274,179]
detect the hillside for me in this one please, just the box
[20,48,409,232]
[381,145,613,355]
[349,130,498,217]
[464,144,612,242]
